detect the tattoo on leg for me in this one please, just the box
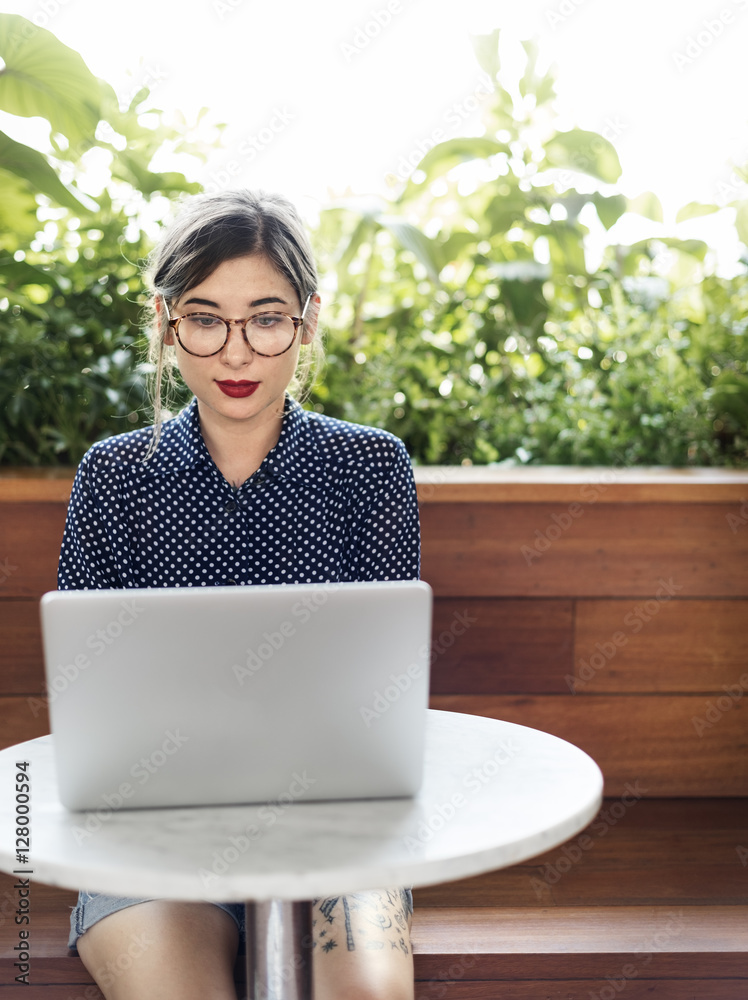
[313,889,412,957]
[342,896,355,951]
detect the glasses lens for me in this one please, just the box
[246,312,296,355]
[177,314,227,356]
[176,313,297,356]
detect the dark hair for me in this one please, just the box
[143,189,322,457]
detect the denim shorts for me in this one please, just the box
[68,892,245,953]
[68,888,413,953]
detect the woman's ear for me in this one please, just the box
[155,296,174,346]
[301,293,321,345]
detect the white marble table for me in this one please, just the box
[0,710,603,998]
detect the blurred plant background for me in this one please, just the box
[1,15,746,466]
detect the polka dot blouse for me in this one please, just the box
[58,395,421,590]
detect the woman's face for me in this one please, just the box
[164,254,316,436]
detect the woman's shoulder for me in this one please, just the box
[76,403,194,482]
[303,408,409,465]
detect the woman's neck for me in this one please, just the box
[196,402,284,488]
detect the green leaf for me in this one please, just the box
[627,191,664,223]
[735,202,748,246]
[409,137,509,187]
[0,170,38,237]
[469,30,500,82]
[487,191,526,236]
[0,14,100,149]
[675,201,719,223]
[543,129,622,184]
[548,223,588,275]
[0,287,49,319]
[659,238,708,261]
[0,253,60,290]
[439,230,478,264]
[592,193,628,230]
[0,131,97,211]
[378,216,442,283]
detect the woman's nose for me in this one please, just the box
[221,321,255,365]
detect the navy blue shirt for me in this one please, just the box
[58,396,420,590]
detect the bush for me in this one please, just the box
[1,21,746,466]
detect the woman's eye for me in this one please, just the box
[193,315,222,329]
[251,313,283,328]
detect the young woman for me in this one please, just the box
[59,189,420,1000]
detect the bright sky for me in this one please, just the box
[3,0,748,270]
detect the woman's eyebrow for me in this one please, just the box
[182,295,289,308]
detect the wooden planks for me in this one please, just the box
[413,465,748,504]
[414,799,748,909]
[429,695,748,797]
[429,598,748,696]
[430,600,573,695]
[0,697,49,752]
[420,503,748,598]
[411,905,748,960]
[573,599,748,693]
[411,982,748,999]
[0,602,44,696]
[0,504,66,599]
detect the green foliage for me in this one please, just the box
[308,35,748,467]
[0,21,746,467]
[0,14,199,464]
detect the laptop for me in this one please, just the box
[39,580,432,811]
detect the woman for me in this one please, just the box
[59,189,420,999]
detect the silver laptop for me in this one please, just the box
[40,581,432,811]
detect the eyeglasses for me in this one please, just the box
[167,294,312,358]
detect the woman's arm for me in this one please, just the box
[58,451,124,590]
[346,440,421,583]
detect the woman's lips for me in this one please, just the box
[216,381,260,398]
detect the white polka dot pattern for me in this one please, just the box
[58,395,421,589]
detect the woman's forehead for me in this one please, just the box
[180,254,298,306]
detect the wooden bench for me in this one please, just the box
[2,466,747,998]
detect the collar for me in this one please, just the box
[144,395,324,486]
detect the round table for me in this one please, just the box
[0,710,603,999]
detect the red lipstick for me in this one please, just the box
[216,381,260,398]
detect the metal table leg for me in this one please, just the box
[245,899,313,1000]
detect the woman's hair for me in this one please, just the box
[142,189,322,458]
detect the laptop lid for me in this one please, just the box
[40,580,432,811]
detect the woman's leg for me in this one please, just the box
[312,888,414,1000]
[76,900,240,1000]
